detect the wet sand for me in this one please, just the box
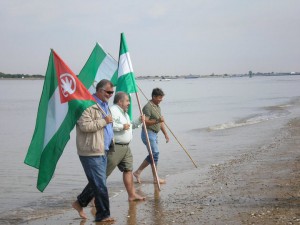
[20,117,300,225]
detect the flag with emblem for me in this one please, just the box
[116,33,138,120]
[24,49,96,192]
[78,43,118,94]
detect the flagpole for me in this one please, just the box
[137,86,198,168]
[135,92,161,191]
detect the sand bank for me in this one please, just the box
[19,117,300,225]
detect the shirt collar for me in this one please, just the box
[93,94,107,106]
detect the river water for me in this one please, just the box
[0,76,299,223]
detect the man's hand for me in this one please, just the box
[104,115,113,124]
[165,134,170,143]
[140,114,146,122]
[123,124,130,130]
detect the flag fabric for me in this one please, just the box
[78,43,118,94]
[24,49,96,192]
[116,33,138,120]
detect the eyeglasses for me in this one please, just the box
[101,89,114,95]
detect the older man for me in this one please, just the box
[72,79,115,222]
[108,91,145,201]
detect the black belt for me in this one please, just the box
[148,129,158,133]
[115,143,129,146]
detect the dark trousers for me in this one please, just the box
[78,155,110,221]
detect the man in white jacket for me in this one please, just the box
[108,91,145,201]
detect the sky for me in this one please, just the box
[0,0,300,76]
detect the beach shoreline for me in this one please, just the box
[18,116,300,225]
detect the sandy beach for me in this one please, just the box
[17,116,300,225]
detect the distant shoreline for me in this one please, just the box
[1,73,300,81]
[0,77,44,80]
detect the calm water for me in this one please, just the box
[0,76,300,223]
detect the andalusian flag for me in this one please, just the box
[78,43,118,94]
[24,49,96,192]
[116,33,138,119]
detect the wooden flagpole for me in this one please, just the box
[135,92,161,191]
[137,86,198,168]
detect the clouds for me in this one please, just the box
[0,0,299,76]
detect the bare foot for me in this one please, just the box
[72,200,87,219]
[154,178,166,184]
[128,192,146,201]
[95,217,115,222]
[133,171,141,183]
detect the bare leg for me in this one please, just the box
[133,160,149,183]
[72,200,87,219]
[123,171,146,201]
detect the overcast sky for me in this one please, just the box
[1,0,299,76]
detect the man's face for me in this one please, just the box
[119,95,130,112]
[152,95,163,105]
[97,84,114,102]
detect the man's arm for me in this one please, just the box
[132,114,145,129]
[160,121,170,143]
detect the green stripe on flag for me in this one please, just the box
[116,33,138,120]
[24,51,58,169]
[116,72,137,93]
[37,99,95,191]
[119,33,128,55]
[78,43,118,93]
[25,50,96,192]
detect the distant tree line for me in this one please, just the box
[0,72,44,79]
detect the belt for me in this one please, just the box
[115,143,129,146]
[148,129,158,133]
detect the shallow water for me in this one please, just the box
[0,76,300,223]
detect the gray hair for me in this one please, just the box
[113,91,128,104]
[96,79,113,91]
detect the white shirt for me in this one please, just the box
[110,104,142,144]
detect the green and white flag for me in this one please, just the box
[24,49,96,192]
[116,33,138,119]
[78,43,118,94]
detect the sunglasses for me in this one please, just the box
[101,89,114,95]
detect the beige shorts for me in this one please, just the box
[106,144,133,177]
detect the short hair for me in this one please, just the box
[113,91,128,104]
[96,79,113,91]
[152,88,164,98]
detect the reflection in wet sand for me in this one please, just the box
[80,219,87,225]
[126,188,146,225]
[152,186,166,225]
[126,186,167,225]
[126,201,139,225]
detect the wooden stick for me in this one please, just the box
[137,86,198,168]
[95,103,108,117]
[135,92,161,190]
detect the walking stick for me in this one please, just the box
[137,86,198,168]
[135,92,161,191]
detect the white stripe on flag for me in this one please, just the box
[88,55,118,94]
[118,53,134,77]
[43,88,68,149]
